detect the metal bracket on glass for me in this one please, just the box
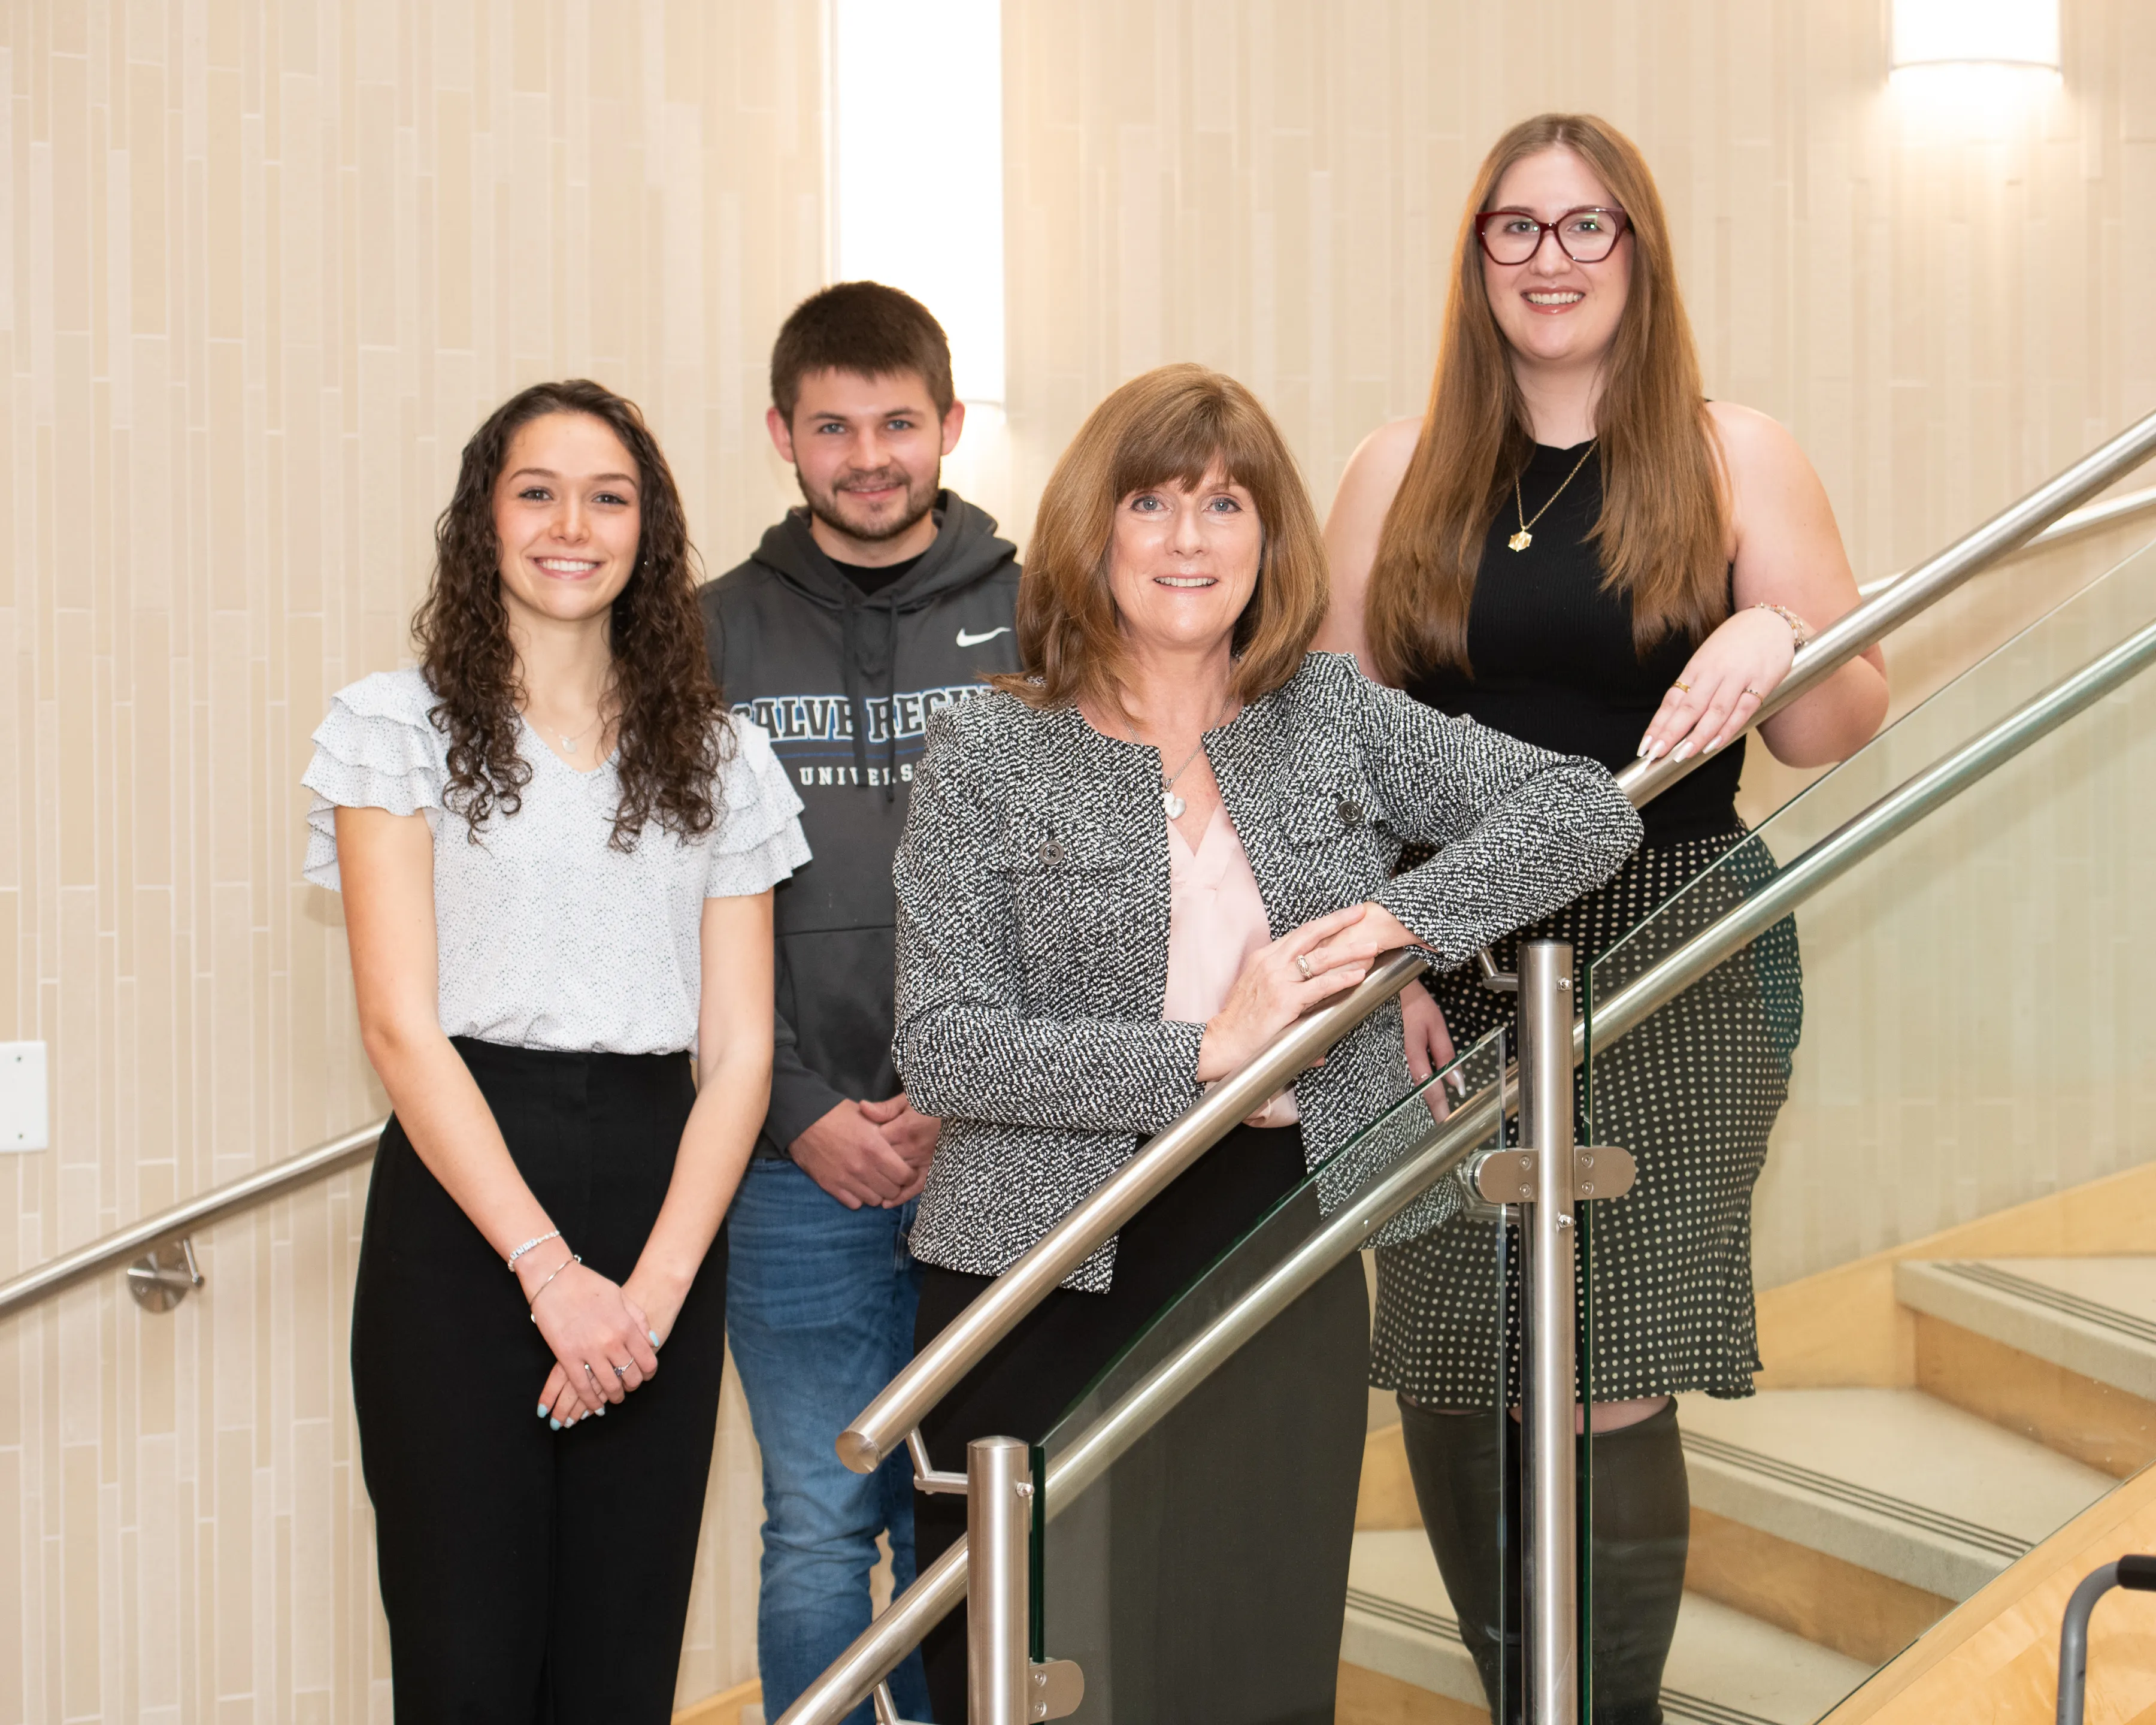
[904,1426,969,1496]
[1468,1146,1635,1206]
[126,1236,202,1313]
[1024,1659,1083,1721]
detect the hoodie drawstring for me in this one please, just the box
[883,595,901,803]
[840,590,875,791]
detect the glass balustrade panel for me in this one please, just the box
[1024,1029,1516,1725]
[1580,537,2156,1723]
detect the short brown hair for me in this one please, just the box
[994,364,1328,712]
[770,282,955,422]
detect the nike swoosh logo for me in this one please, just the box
[956,627,1011,647]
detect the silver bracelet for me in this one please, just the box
[505,1229,561,1273]
[526,1253,581,1322]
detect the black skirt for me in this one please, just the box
[1371,828,1803,1406]
[912,1122,1371,1725]
[351,1036,729,1723]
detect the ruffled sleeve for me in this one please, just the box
[300,670,447,891]
[706,719,811,898]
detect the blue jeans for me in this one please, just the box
[726,1157,929,1725]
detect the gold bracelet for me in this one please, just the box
[1752,602,1814,647]
[526,1252,580,1322]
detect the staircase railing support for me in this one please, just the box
[1519,940,1581,1725]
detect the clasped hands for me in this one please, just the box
[519,1248,671,1430]
[792,1091,940,1210]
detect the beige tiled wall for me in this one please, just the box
[987,0,2155,573]
[7,0,2156,1719]
[0,2,822,1717]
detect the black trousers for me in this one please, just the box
[352,1037,729,1724]
[913,1124,1370,1725]
[1397,1396,1690,1725]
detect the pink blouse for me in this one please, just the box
[1164,804,1299,1126]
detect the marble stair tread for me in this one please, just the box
[1678,1388,2112,1600]
[1895,1257,2156,1397]
[1344,1529,1870,1725]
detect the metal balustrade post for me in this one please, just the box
[966,1438,1032,1725]
[1518,940,1580,1725]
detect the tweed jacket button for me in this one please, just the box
[1038,838,1065,865]
[1337,798,1364,829]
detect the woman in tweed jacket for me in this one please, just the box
[895,364,1639,1723]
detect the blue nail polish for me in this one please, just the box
[549,1418,561,1431]
[537,1403,549,1417]
[649,1330,661,1346]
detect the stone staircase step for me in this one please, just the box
[1677,1388,2112,1602]
[1895,1258,2156,1399]
[1895,1258,2156,1476]
[1344,1529,1870,1725]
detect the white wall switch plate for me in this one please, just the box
[0,1042,49,1151]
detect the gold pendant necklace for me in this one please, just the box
[1510,438,1598,552]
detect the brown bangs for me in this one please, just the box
[994,363,1328,712]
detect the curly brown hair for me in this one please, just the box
[411,379,729,850]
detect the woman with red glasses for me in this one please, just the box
[1321,113,1888,1720]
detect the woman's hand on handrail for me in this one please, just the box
[1196,903,1406,1081]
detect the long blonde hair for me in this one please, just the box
[994,364,1329,712]
[1365,113,1727,685]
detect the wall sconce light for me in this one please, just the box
[830,0,1006,405]
[1891,0,2061,75]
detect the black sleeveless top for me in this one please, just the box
[1404,439,1741,846]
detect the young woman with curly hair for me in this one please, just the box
[301,380,808,1721]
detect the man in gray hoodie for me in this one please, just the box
[699,282,1019,1725]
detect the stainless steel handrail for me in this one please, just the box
[839,402,2156,1470]
[0,1121,385,1323]
[777,604,2156,1725]
[835,947,1433,1472]
[1857,480,2156,598]
[1616,407,2156,812]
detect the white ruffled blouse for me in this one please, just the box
[302,668,811,1055]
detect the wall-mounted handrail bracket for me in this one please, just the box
[906,1426,970,1496]
[126,1236,202,1313]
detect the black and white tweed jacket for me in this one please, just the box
[892,650,1642,1290]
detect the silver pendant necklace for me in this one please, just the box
[1128,697,1227,821]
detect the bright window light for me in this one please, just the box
[831,0,1006,405]
[1891,0,2060,71]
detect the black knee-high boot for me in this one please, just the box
[1396,1396,1690,1725]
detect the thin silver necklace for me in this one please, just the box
[526,703,604,754]
[1127,695,1228,821]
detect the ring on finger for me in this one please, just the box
[1743,686,1763,699]
[1295,952,1315,982]
[611,1363,628,1379]
[1671,680,1691,694]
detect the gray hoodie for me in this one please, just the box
[698,492,1022,1157]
